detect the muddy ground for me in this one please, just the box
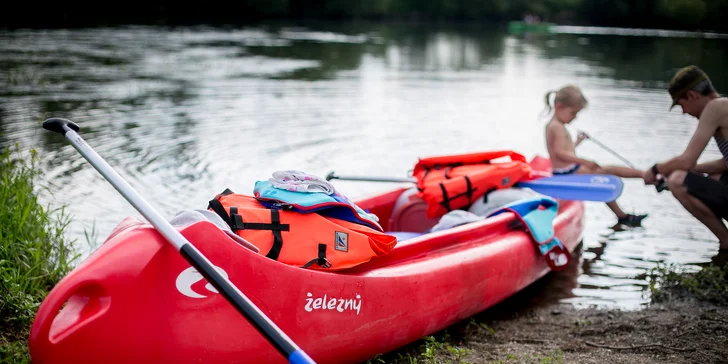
[375,249,728,364]
[423,299,728,364]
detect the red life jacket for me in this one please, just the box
[208,189,397,270]
[413,150,532,218]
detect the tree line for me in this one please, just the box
[4,0,728,32]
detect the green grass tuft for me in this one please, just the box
[648,263,728,305]
[0,143,78,362]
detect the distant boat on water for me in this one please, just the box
[507,20,555,34]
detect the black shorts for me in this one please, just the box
[684,171,728,219]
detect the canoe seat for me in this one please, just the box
[387,188,440,233]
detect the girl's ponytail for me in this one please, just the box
[543,90,555,115]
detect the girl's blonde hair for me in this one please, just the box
[543,84,588,115]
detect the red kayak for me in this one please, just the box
[29,157,583,364]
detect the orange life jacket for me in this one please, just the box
[413,150,532,218]
[208,189,397,270]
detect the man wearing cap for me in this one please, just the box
[643,65,728,250]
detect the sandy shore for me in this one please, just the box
[376,251,728,364]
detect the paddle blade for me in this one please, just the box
[517,174,624,202]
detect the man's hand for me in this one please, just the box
[642,168,659,185]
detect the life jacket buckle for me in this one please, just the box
[318,257,332,269]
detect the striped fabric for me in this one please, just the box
[715,135,728,167]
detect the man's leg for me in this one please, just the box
[668,170,728,249]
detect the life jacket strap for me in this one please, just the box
[417,168,431,191]
[208,198,233,226]
[228,207,289,232]
[481,187,498,203]
[265,209,284,260]
[438,183,451,212]
[302,244,331,269]
[437,176,477,212]
[464,175,473,202]
[207,197,289,261]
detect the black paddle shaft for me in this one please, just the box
[41,117,314,364]
[179,246,297,357]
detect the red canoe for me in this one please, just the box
[29,157,583,364]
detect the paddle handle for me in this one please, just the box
[582,133,638,169]
[582,133,668,193]
[656,179,669,192]
[42,118,315,364]
[326,172,416,183]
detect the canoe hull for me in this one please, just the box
[29,165,584,364]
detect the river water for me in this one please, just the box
[2,21,727,309]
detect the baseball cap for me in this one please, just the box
[668,65,710,110]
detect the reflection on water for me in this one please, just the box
[1,22,727,309]
[553,25,728,39]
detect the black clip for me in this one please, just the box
[319,257,332,269]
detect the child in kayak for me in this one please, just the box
[544,84,648,227]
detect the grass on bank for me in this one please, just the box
[649,262,728,306]
[0,143,78,363]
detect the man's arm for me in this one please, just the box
[653,102,721,175]
[695,158,727,175]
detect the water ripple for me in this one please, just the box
[2,24,727,309]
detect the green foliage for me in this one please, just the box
[13,0,728,32]
[658,0,707,26]
[536,350,564,364]
[366,353,387,363]
[674,0,708,19]
[421,336,443,363]
[445,345,472,361]
[0,337,31,364]
[235,0,728,31]
[468,318,496,336]
[0,143,78,362]
[648,263,728,305]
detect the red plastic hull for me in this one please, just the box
[29,160,583,364]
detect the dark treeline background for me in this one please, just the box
[3,0,728,32]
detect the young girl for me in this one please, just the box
[544,85,648,227]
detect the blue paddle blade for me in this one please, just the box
[517,174,624,202]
